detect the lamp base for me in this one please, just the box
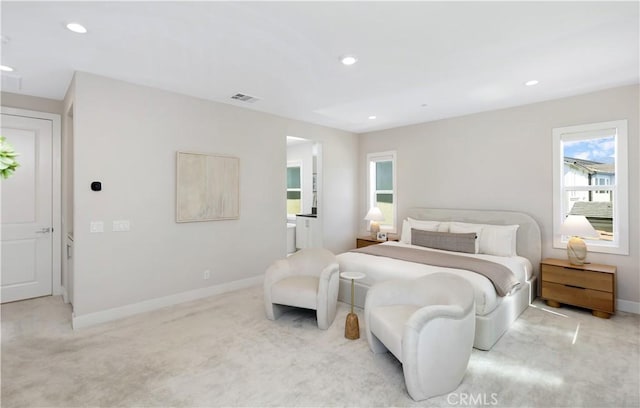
[370,221,380,239]
[567,236,587,265]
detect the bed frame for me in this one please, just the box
[338,208,542,350]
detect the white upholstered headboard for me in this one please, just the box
[405,208,542,282]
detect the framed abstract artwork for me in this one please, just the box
[176,152,240,222]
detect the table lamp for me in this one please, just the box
[559,215,599,265]
[365,207,385,239]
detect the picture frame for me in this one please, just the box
[376,231,387,242]
[176,151,240,222]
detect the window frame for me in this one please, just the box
[552,120,628,255]
[287,160,303,218]
[367,150,397,233]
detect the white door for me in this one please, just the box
[1,113,53,303]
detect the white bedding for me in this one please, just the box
[337,241,533,316]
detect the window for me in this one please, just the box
[367,151,397,232]
[552,120,628,254]
[287,162,302,216]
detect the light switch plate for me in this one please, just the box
[112,220,130,232]
[90,221,104,233]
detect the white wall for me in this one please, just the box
[359,85,639,309]
[68,72,358,318]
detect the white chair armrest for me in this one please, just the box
[404,304,466,332]
[402,302,476,401]
[318,262,339,286]
[316,262,340,330]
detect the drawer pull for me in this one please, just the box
[565,284,586,290]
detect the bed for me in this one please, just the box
[337,208,541,350]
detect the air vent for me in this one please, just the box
[231,93,260,103]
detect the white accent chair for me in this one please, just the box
[264,248,340,330]
[365,273,476,401]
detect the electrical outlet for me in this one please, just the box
[203,270,211,280]
[112,220,130,232]
[90,221,104,233]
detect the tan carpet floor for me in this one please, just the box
[1,285,639,407]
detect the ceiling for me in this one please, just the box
[1,1,638,133]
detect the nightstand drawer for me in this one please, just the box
[356,238,380,248]
[541,264,613,292]
[542,281,614,313]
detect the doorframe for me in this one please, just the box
[1,106,62,297]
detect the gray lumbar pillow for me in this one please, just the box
[411,229,477,254]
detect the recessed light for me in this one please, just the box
[66,22,87,34]
[0,65,14,72]
[340,55,358,66]
[368,115,377,120]
[525,80,539,86]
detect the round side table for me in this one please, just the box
[340,271,366,340]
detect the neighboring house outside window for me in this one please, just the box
[367,151,397,233]
[552,120,628,254]
[563,157,615,238]
[287,162,302,217]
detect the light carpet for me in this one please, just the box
[1,285,639,407]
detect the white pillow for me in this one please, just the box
[407,218,441,231]
[401,220,412,243]
[449,222,483,253]
[479,224,519,257]
[401,218,441,244]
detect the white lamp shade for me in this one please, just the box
[364,207,385,222]
[559,215,598,238]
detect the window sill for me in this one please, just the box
[553,239,629,256]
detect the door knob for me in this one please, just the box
[36,227,52,233]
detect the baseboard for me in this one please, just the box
[61,286,69,304]
[617,299,640,314]
[72,275,264,329]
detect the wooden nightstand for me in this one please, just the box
[356,236,382,248]
[356,235,399,249]
[541,258,616,319]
